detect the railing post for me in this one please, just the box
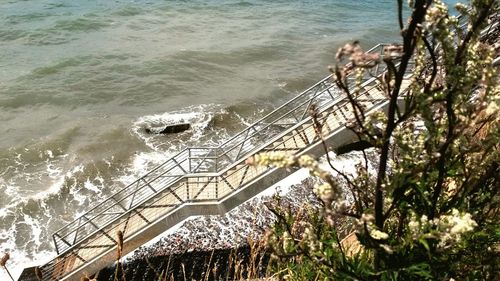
[215,148,218,172]
[53,235,60,255]
[188,149,192,173]
[327,88,335,100]
[215,176,219,199]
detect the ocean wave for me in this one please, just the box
[0,12,115,46]
[0,29,29,41]
[112,6,145,17]
[32,57,87,76]
[4,12,54,25]
[24,32,75,46]
[51,14,114,32]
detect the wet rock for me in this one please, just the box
[145,123,191,134]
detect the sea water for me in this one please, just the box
[0,0,459,278]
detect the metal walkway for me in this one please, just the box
[28,43,414,281]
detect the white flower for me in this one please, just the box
[436,209,478,247]
[409,219,420,234]
[314,183,334,202]
[370,229,389,240]
[449,210,477,235]
[360,213,375,224]
[282,231,294,253]
[420,215,429,224]
[333,199,349,212]
[455,3,467,13]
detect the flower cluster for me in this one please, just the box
[353,213,394,254]
[407,209,478,249]
[435,209,478,248]
[302,225,321,252]
[246,151,296,168]
[357,213,389,240]
[313,183,334,202]
[250,152,347,205]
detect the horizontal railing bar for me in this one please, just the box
[187,146,218,150]
[189,156,218,159]
[158,174,188,178]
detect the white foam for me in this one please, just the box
[3,184,20,202]
[233,111,252,127]
[0,161,88,279]
[0,248,54,281]
[83,178,102,195]
[45,150,54,159]
[0,214,56,280]
[35,163,83,199]
[22,214,42,249]
[46,162,62,179]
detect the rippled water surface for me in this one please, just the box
[0,0,458,277]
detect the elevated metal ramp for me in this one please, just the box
[20,44,413,281]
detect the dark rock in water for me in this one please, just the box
[145,123,191,134]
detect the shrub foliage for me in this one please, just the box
[252,1,499,280]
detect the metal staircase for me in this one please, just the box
[27,43,414,281]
